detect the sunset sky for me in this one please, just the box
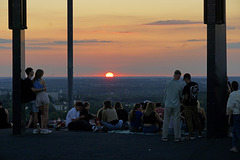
[0,0,240,77]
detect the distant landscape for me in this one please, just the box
[0,76,239,121]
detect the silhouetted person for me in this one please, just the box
[0,102,12,129]
[162,70,183,142]
[129,103,143,132]
[227,81,240,153]
[23,67,45,134]
[182,73,202,139]
[66,101,102,132]
[142,102,161,133]
[114,102,129,129]
[101,101,123,130]
[33,69,51,134]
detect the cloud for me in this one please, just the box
[186,39,206,42]
[112,31,135,34]
[54,39,114,44]
[0,46,11,49]
[145,20,202,25]
[227,26,236,30]
[228,43,240,49]
[0,38,11,44]
[26,47,52,50]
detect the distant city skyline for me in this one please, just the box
[0,0,240,77]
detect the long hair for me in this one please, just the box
[33,69,44,82]
[114,101,123,109]
[129,103,141,121]
[144,102,155,116]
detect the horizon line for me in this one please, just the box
[1,74,240,78]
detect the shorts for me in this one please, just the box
[36,91,50,107]
[26,100,39,113]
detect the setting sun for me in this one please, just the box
[106,72,114,78]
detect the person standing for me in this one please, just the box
[162,70,183,142]
[227,81,240,153]
[33,69,51,134]
[23,67,45,134]
[182,73,202,139]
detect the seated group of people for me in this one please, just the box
[66,100,164,133]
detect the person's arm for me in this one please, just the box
[31,87,46,93]
[228,110,233,126]
[201,108,207,120]
[42,79,47,89]
[5,109,9,122]
[155,112,162,124]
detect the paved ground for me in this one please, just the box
[0,128,239,160]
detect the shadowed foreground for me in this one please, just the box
[0,128,239,160]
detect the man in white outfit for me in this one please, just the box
[162,70,183,142]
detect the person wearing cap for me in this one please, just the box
[162,70,183,142]
[182,73,202,139]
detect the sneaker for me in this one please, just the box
[93,126,103,132]
[41,129,52,134]
[198,135,203,138]
[161,138,168,142]
[174,137,185,142]
[33,129,38,134]
[230,147,238,153]
[185,135,195,140]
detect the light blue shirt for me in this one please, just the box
[163,79,183,108]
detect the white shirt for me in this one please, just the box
[163,79,183,108]
[227,90,240,115]
[66,107,80,126]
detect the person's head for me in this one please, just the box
[183,73,191,83]
[25,67,34,78]
[83,102,90,110]
[232,81,239,91]
[173,70,181,80]
[114,102,123,109]
[145,102,155,116]
[103,100,112,109]
[133,103,142,111]
[0,102,2,108]
[155,102,162,108]
[33,69,44,82]
[74,101,84,111]
[142,100,150,110]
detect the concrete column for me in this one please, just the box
[205,0,227,138]
[67,0,73,110]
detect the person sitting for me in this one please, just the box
[96,105,104,126]
[155,102,164,127]
[129,103,143,132]
[80,102,96,124]
[142,102,162,133]
[114,102,129,129]
[101,101,123,130]
[66,101,102,132]
[0,102,13,129]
